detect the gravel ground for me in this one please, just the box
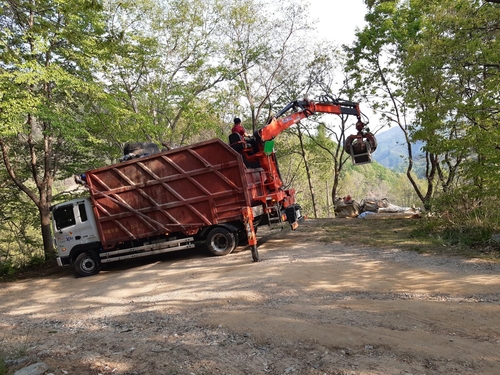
[1,218,499,375]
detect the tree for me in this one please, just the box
[348,1,448,210]
[0,0,111,259]
[403,0,500,202]
[221,0,313,130]
[0,174,41,272]
[100,0,235,151]
[352,0,499,216]
[306,49,378,205]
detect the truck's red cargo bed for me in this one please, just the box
[85,139,265,249]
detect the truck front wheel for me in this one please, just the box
[75,251,101,277]
[206,227,236,256]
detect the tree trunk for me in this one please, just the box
[297,126,318,218]
[331,166,341,209]
[40,205,55,260]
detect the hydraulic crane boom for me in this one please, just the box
[259,98,362,142]
[254,97,377,166]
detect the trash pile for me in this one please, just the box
[119,141,177,162]
[334,196,420,219]
[119,142,162,162]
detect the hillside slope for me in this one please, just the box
[372,127,425,176]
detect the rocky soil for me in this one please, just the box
[1,218,499,375]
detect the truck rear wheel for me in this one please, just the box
[75,251,101,277]
[206,227,236,256]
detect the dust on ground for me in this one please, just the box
[1,218,499,375]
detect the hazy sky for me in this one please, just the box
[308,0,367,46]
[305,0,380,129]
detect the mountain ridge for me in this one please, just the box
[371,127,425,175]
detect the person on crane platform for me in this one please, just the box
[231,117,258,152]
[229,118,260,168]
[232,117,249,137]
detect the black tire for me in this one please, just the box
[74,251,101,277]
[206,227,236,256]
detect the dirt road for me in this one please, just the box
[1,219,499,375]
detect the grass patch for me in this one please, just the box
[0,354,6,375]
[0,258,68,282]
[0,336,29,375]
[305,217,499,260]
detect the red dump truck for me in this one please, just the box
[51,138,302,276]
[51,97,375,276]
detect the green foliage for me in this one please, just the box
[28,254,47,267]
[348,0,500,217]
[0,353,6,375]
[274,125,425,218]
[0,260,15,277]
[340,161,399,199]
[421,0,498,228]
[414,217,498,257]
[221,0,314,130]
[100,0,233,148]
[404,0,500,199]
[0,0,114,258]
[0,181,44,269]
[415,188,500,254]
[0,198,45,274]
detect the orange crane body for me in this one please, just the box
[228,97,377,226]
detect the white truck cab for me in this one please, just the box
[51,197,100,268]
[51,196,196,277]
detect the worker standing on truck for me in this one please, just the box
[232,117,249,137]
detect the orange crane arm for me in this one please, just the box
[259,99,362,142]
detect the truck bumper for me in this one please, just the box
[56,257,71,267]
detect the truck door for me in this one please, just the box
[53,202,80,257]
[74,199,100,245]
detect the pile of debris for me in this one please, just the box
[334,196,421,219]
[119,141,177,162]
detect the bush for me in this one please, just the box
[415,190,500,253]
[0,260,16,277]
[0,352,6,375]
[28,255,46,267]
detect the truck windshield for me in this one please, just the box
[54,205,76,230]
